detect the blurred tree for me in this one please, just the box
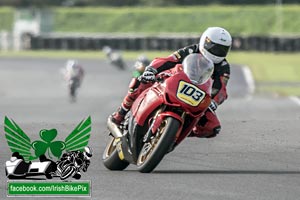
[138,0,177,6]
[0,0,299,7]
[92,0,136,6]
[0,0,63,7]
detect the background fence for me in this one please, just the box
[29,34,300,52]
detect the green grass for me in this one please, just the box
[257,86,300,96]
[0,7,14,31]
[53,5,300,35]
[2,6,300,35]
[227,51,300,83]
[1,50,299,96]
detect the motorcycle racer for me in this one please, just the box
[103,46,127,70]
[132,55,151,78]
[56,146,93,179]
[63,59,85,102]
[111,27,232,138]
[64,59,84,86]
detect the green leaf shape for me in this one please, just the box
[39,129,58,143]
[50,141,66,158]
[4,116,33,161]
[32,140,48,157]
[65,116,92,152]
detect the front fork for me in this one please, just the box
[145,107,185,143]
[142,106,165,143]
[143,109,186,154]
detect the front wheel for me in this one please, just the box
[137,117,181,173]
[102,137,129,170]
[60,165,76,180]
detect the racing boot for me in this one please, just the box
[110,78,141,126]
[111,106,128,126]
[189,110,221,138]
[190,125,221,138]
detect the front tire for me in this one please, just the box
[137,117,180,173]
[102,137,129,170]
[60,165,76,180]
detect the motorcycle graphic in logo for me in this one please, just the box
[4,116,92,180]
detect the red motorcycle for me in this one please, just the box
[103,54,214,173]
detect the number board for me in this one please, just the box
[176,80,206,107]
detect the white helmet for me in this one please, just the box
[66,59,78,70]
[102,46,112,55]
[134,55,150,72]
[83,146,93,160]
[199,27,232,64]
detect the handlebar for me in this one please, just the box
[138,72,172,84]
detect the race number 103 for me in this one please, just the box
[176,81,205,106]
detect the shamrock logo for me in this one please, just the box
[32,129,66,159]
[4,116,91,162]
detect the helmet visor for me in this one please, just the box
[204,37,230,57]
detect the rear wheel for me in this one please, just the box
[70,83,76,100]
[45,173,53,179]
[137,117,180,173]
[102,137,129,170]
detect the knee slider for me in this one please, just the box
[213,126,221,135]
[206,126,221,138]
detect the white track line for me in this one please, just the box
[289,96,300,106]
[240,66,300,106]
[241,65,255,98]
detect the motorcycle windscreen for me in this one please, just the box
[182,53,214,85]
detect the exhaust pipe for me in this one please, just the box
[107,117,123,138]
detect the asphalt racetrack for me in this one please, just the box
[0,58,300,200]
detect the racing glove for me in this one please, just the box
[138,66,157,83]
[209,100,218,112]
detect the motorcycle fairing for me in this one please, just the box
[127,114,140,163]
[132,72,210,127]
[126,69,213,161]
[164,73,211,117]
[176,80,206,107]
[120,113,148,164]
[131,85,164,126]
